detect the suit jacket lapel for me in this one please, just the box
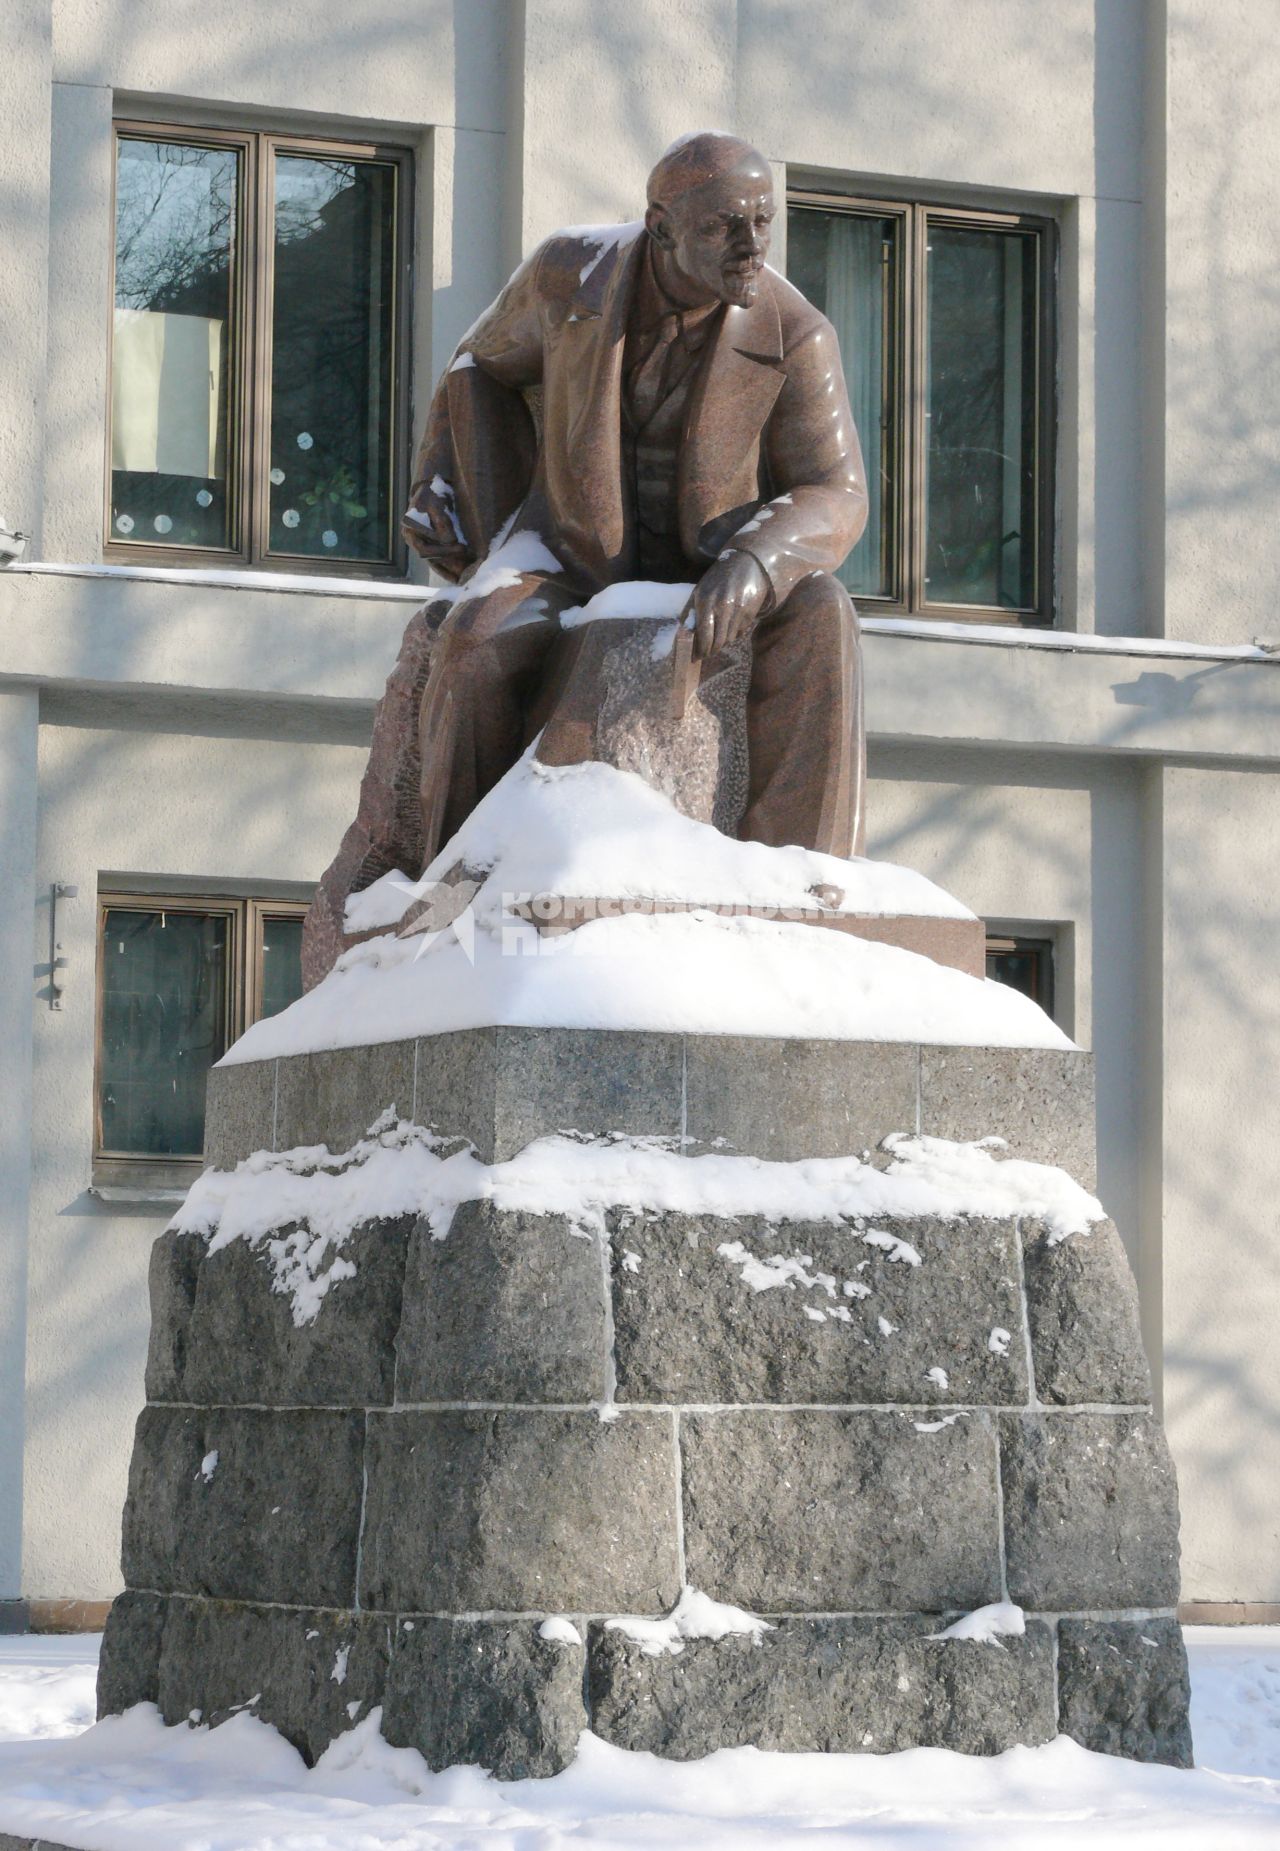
[559,229,645,567]
[680,277,785,554]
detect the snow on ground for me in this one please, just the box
[0,1630,1276,1849]
[173,1122,1105,1325]
[0,1636,96,1743]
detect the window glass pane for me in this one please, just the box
[258,915,304,1020]
[986,938,1054,1015]
[111,138,238,550]
[99,908,230,1157]
[787,206,896,599]
[269,154,397,562]
[925,223,1038,609]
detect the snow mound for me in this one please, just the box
[230,758,1069,1062]
[345,750,976,933]
[228,750,1076,1063]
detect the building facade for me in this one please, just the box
[2,0,1278,1624]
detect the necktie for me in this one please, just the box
[629,311,681,428]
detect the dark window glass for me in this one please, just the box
[925,223,1038,609]
[268,154,397,562]
[986,935,1054,1017]
[786,193,1050,621]
[787,207,897,600]
[259,914,305,1019]
[99,908,230,1157]
[111,139,238,551]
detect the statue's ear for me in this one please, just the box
[645,202,674,249]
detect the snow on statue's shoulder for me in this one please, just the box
[228,752,1074,1065]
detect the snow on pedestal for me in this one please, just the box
[98,762,1191,1777]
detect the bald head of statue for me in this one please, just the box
[644,131,775,310]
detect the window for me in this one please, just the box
[787,191,1054,623]
[986,933,1055,1017]
[108,123,411,574]
[95,894,307,1182]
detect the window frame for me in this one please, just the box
[985,931,1057,1018]
[788,187,1057,627]
[94,890,309,1187]
[105,119,414,579]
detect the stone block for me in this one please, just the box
[143,1229,205,1402]
[396,1201,607,1403]
[490,1027,683,1161]
[535,618,749,833]
[204,1059,276,1168]
[1000,1413,1181,1609]
[1021,1218,1151,1406]
[359,1410,680,1613]
[1057,1618,1193,1767]
[157,1598,390,1766]
[681,1410,1002,1611]
[683,1036,918,1159]
[611,1214,1028,1405]
[383,1617,586,1778]
[588,1614,1056,1757]
[414,1028,497,1151]
[919,1047,1096,1187]
[121,1406,364,1608]
[181,1216,414,1408]
[273,1040,416,1154]
[96,1590,168,1718]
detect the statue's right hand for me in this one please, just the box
[401,482,470,577]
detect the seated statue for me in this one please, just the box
[303,131,869,984]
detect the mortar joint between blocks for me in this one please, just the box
[991,1411,1010,1604]
[672,1410,687,1587]
[352,1409,370,1614]
[1013,1214,1044,1412]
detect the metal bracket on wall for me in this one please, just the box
[49,882,77,1010]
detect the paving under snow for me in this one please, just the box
[225,754,1069,1064]
[0,1629,1276,1849]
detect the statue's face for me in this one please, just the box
[649,165,775,308]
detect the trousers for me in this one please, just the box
[416,566,866,865]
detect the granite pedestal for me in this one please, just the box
[97,1026,1191,1775]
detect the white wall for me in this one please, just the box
[0,695,40,1598]
[1160,767,1280,1602]
[1162,2,1280,646]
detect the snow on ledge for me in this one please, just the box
[173,1117,1105,1327]
[227,904,1070,1061]
[928,1603,1027,1646]
[605,1588,773,1657]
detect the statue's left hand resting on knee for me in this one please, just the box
[305,131,870,985]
